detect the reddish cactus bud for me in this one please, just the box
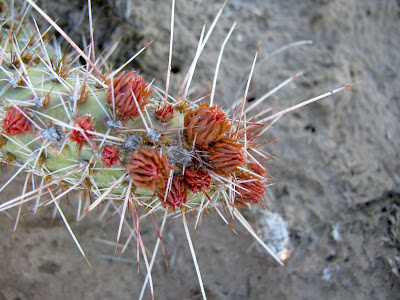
[184,103,231,149]
[158,176,187,210]
[102,146,119,167]
[207,137,245,176]
[70,115,94,144]
[184,167,211,193]
[126,148,174,190]
[155,103,174,123]
[2,106,30,136]
[107,70,153,118]
[235,173,265,207]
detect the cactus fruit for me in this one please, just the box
[0,1,356,298]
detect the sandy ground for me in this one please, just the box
[1,0,400,299]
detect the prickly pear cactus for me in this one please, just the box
[0,1,354,298]
[0,3,267,212]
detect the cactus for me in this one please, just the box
[0,0,357,298]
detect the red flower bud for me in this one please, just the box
[2,106,30,136]
[107,70,153,118]
[102,146,119,167]
[207,138,245,176]
[184,167,211,193]
[70,115,94,144]
[126,148,174,191]
[184,103,231,149]
[155,103,174,123]
[158,176,187,210]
